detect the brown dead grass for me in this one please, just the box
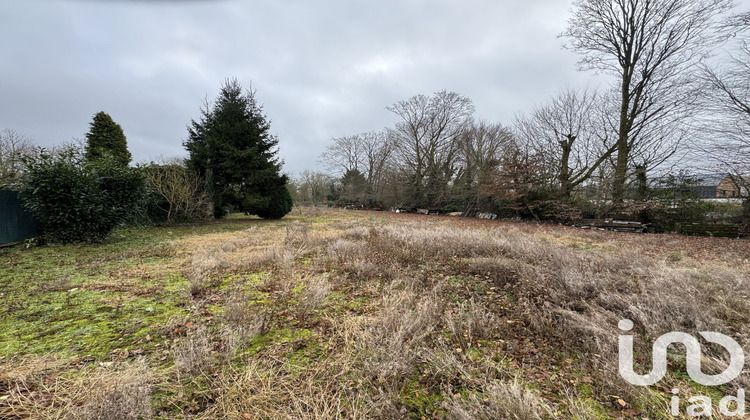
[5,208,748,419]
[0,358,152,420]
[447,378,554,420]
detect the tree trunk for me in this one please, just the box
[612,76,633,203]
[558,138,573,200]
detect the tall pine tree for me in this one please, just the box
[184,78,292,219]
[84,111,132,167]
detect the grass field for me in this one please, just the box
[1,207,749,419]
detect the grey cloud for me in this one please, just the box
[2,0,604,174]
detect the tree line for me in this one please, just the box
[3,0,748,240]
[293,0,749,228]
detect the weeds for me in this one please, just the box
[173,327,213,377]
[446,299,500,350]
[296,274,332,318]
[67,361,153,420]
[204,358,369,419]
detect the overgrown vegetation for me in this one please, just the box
[295,2,749,230]
[141,160,211,225]
[19,148,144,243]
[4,78,296,245]
[2,208,748,418]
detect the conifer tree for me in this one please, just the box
[84,111,132,167]
[184,78,292,219]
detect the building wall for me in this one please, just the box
[716,176,741,198]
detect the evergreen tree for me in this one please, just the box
[84,111,132,167]
[184,78,292,219]
[339,169,368,205]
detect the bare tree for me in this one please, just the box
[143,158,210,224]
[454,120,514,208]
[359,131,395,200]
[319,131,395,203]
[320,135,365,174]
[562,0,734,202]
[481,146,548,219]
[516,87,616,200]
[387,90,474,207]
[0,129,34,187]
[293,170,336,205]
[701,30,750,191]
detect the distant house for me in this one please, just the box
[691,174,745,199]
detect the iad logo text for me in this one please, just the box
[618,319,745,417]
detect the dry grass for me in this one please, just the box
[204,357,370,420]
[223,288,268,338]
[0,359,152,420]
[445,299,501,350]
[348,285,444,388]
[172,327,214,378]
[65,361,153,420]
[447,379,554,420]
[296,274,332,318]
[5,208,749,418]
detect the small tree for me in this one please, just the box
[142,160,210,224]
[483,148,550,219]
[339,169,369,205]
[85,112,132,167]
[20,147,144,243]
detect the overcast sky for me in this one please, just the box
[2,0,746,175]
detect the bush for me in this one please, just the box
[440,203,462,213]
[254,186,294,220]
[19,148,144,243]
[141,162,210,224]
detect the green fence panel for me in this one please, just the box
[0,190,38,245]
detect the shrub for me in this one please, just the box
[253,186,294,220]
[141,162,211,224]
[636,199,714,233]
[19,148,144,243]
[637,171,715,232]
